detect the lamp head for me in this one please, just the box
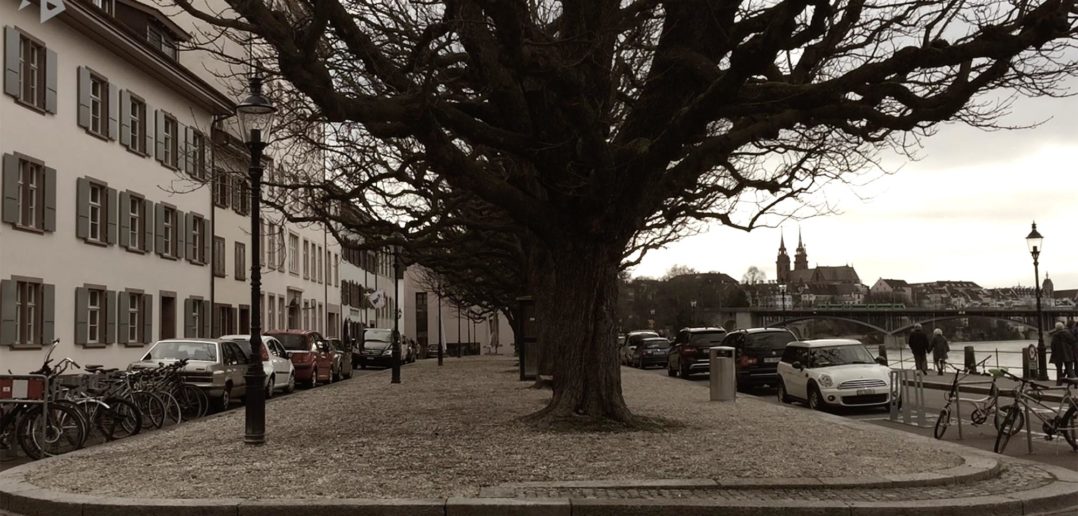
[1025,221,1043,257]
[236,74,276,145]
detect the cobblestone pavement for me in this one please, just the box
[495,463,1056,501]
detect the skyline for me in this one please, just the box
[630,85,1078,290]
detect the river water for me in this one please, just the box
[880,339,1066,380]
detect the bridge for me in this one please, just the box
[725,306,1078,343]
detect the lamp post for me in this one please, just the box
[1026,222,1048,381]
[779,283,787,326]
[236,73,276,445]
[690,300,697,326]
[391,232,403,384]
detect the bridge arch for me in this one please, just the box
[891,315,1042,335]
[776,316,890,335]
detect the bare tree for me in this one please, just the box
[742,266,768,285]
[173,0,1078,427]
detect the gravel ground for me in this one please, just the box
[26,357,961,499]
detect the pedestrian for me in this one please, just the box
[931,328,949,375]
[907,324,930,375]
[1049,321,1076,384]
[1068,321,1078,378]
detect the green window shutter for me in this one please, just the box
[107,83,119,141]
[119,90,131,147]
[0,280,15,346]
[154,203,165,255]
[183,298,194,338]
[42,167,56,232]
[44,50,57,114]
[74,287,88,345]
[142,295,153,344]
[154,109,165,163]
[175,209,185,259]
[105,290,116,344]
[118,191,130,248]
[3,27,19,98]
[106,187,117,244]
[2,154,18,225]
[144,102,154,157]
[183,126,194,174]
[142,198,153,252]
[77,67,91,128]
[184,212,194,262]
[42,284,55,344]
[202,223,210,266]
[75,177,89,239]
[230,307,238,334]
[200,299,211,337]
[117,292,129,344]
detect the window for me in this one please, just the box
[190,132,207,180]
[213,170,230,208]
[146,25,177,60]
[235,242,246,281]
[126,96,147,154]
[334,253,339,284]
[289,233,299,274]
[278,227,286,269]
[89,74,107,136]
[161,114,178,168]
[127,292,141,343]
[88,0,114,15]
[266,227,277,272]
[316,245,322,284]
[87,288,102,344]
[232,176,249,215]
[16,281,40,345]
[18,159,41,229]
[86,183,104,242]
[161,206,175,256]
[303,240,310,279]
[128,196,145,251]
[4,154,54,232]
[18,35,45,110]
[213,237,226,277]
[190,214,207,264]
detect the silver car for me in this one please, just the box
[129,339,248,411]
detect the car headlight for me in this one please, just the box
[382,348,392,356]
[818,375,833,388]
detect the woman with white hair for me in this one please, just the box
[930,328,950,375]
[1049,321,1076,384]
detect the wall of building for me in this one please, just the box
[401,266,515,356]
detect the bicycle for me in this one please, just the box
[933,357,1009,439]
[56,362,142,441]
[0,340,89,460]
[993,371,1077,453]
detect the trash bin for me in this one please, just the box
[709,346,736,402]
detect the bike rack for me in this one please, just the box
[890,369,926,427]
[0,374,50,450]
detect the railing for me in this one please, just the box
[876,345,1057,381]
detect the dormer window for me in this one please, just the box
[88,0,114,15]
[146,25,177,60]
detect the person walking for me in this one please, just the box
[1068,321,1078,378]
[1049,321,1076,384]
[908,324,930,375]
[930,328,949,375]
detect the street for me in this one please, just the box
[635,365,1078,472]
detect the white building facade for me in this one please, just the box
[401,266,514,357]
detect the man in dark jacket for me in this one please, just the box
[907,324,930,375]
[1050,322,1076,384]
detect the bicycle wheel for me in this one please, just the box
[98,398,142,440]
[156,392,183,427]
[995,404,1024,434]
[1060,405,1077,451]
[175,384,207,421]
[17,402,88,459]
[131,391,165,429]
[934,407,951,439]
[994,404,1024,454]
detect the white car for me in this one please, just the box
[220,334,296,397]
[776,339,893,410]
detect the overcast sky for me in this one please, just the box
[630,88,1078,291]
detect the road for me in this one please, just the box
[635,365,1078,472]
[0,363,403,473]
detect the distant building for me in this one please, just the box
[870,278,913,304]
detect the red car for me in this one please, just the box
[265,330,336,387]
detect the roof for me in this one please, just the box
[115,0,192,41]
[788,339,863,348]
[878,278,909,288]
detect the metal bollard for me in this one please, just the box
[877,344,888,366]
[709,346,736,402]
[964,346,977,374]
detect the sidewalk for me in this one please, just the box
[1,357,1076,515]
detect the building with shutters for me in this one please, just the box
[0,0,348,373]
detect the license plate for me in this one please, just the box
[763,357,780,363]
[857,389,874,396]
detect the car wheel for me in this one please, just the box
[214,386,231,412]
[309,368,319,388]
[265,376,275,399]
[807,385,825,411]
[332,365,340,383]
[286,372,296,393]
[360,362,367,370]
[680,363,692,379]
[667,362,677,377]
[777,381,791,404]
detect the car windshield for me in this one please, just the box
[364,340,391,350]
[644,339,669,349]
[745,332,795,350]
[807,345,875,367]
[365,329,392,342]
[228,340,255,361]
[328,340,345,352]
[273,334,309,351]
[689,332,725,345]
[144,341,217,362]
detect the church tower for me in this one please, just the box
[794,229,809,271]
[776,232,790,282]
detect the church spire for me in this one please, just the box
[779,230,787,252]
[794,227,808,271]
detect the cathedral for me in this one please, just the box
[775,230,861,287]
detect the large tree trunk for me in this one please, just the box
[525,241,632,427]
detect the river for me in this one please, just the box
[878,339,1068,380]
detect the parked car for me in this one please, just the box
[776,338,893,411]
[326,338,353,380]
[721,327,798,389]
[264,330,337,387]
[630,337,670,369]
[360,328,395,368]
[621,330,659,366]
[129,339,247,411]
[220,334,296,397]
[666,327,727,378]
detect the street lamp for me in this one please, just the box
[779,283,787,325]
[690,300,697,326]
[1026,222,1048,381]
[236,72,276,446]
[391,231,403,384]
